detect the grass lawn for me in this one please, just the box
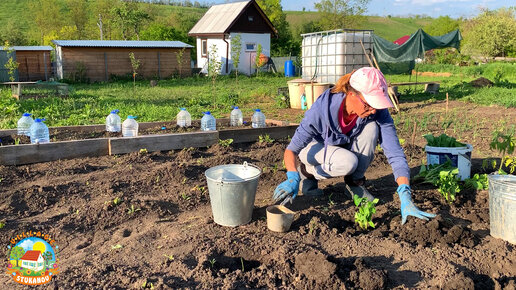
[1,63,515,129]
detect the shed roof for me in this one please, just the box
[52,40,193,48]
[12,46,53,51]
[189,0,276,36]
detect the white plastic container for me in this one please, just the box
[29,118,50,144]
[425,144,473,180]
[302,29,373,83]
[17,113,34,136]
[200,111,216,131]
[106,109,121,132]
[230,106,243,126]
[122,115,139,137]
[176,108,192,127]
[252,109,266,128]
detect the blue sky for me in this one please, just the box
[211,0,511,18]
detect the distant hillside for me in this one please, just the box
[285,11,434,41]
[0,0,434,46]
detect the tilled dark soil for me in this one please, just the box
[0,100,515,289]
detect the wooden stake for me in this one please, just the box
[411,121,418,146]
[446,92,449,114]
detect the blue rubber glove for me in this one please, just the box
[397,184,436,225]
[273,171,300,203]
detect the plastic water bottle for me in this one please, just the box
[106,109,121,132]
[301,93,308,110]
[17,113,34,136]
[176,108,191,127]
[252,109,266,128]
[200,111,216,131]
[122,115,139,137]
[230,106,243,126]
[29,118,50,144]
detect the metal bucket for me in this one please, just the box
[488,174,516,244]
[205,162,261,227]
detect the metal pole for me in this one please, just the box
[104,52,108,81]
[43,52,48,81]
[157,51,161,79]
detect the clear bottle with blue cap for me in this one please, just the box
[176,108,191,127]
[106,109,121,132]
[200,111,216,131]
[122,115,139,137]
[17,113,34,136]
[230,106,243,126]
[29,118,50,144]
[252,109,266,128]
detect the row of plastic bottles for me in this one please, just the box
[179,107,266,131]
[17,113,50,144]
[17,107,267,142]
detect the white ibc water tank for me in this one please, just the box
[302,30,373,84]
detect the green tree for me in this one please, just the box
[254,44,265,76]
[65,0,90,39]
[43,251,53,269]
[207,44,222,95]
[314,0,370,30]
[230,34,242,81]
[256,0,297,56]
[129,52,140,88]
[94,0,120,40]
[3,41,19,82]
[424,16,460,36]
[30,0,64,44]
[1,19,27,46]
[176,47,186,77]
[112,2,151,40]
[461,8,516,58]
[10,246,25,267]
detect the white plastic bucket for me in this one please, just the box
[425,144,473,180]
[488,174,516,244]
[205,162,261,227]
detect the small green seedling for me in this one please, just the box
[208,258,216,268]
[258,134,274,144]
[464,173,489,190]
[163,254,174,261]
[353,194,379,230]
[0,221,5,229]
[438,168,461,203]
[111,244,123,250]
[490,127,515,172]
[14,138,20,145]
[127,204,141,214]
[218,138,233,148]
[139,148,148,155]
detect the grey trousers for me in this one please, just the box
[298,121,379,181]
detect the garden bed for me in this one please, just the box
[0,100,515,289]
[0,119,297,165]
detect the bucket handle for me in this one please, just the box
[243,161,262,173]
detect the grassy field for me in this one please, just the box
[0,63,514,130]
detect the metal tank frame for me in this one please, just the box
[301,29,374,84]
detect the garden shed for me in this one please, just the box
[13,46,53,81]
[188,0,277,75]
[52,40,193,82]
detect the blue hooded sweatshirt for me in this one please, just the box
[286,89,410,181]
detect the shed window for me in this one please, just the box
[201,39,208,58]
[245,43,256,51]
[248,16,254,22]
